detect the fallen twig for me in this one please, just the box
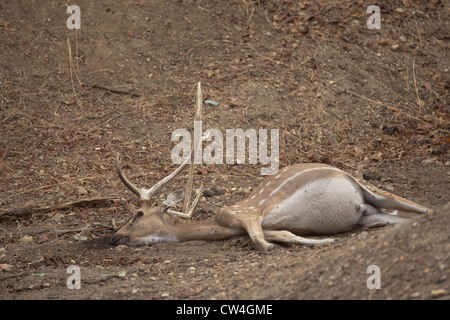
[84,83,141,97]
[84,273,126,284]
[67,38,83,109]
[0,197,118,221]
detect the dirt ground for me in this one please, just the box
[0,0,449,300]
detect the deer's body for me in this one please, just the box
[221,164,365,235]
[112,156,431,251]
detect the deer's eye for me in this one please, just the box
[134,211,144,219]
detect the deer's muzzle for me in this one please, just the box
[111,233,129,245]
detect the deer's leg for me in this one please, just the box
[357,203,409,228]
[216,210,275,252]
[263,230,335,245]
[231,215,275,252]
[240,217,275,252]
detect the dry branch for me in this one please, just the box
[84,83,141,97]
[0,197,118,221]
[84,274,125,284]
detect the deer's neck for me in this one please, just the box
[170,217,243,242]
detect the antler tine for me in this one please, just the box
[167,81,204,219]
[140,152,192,200]
[115,153,142,198]
[168,182,204,219]
[187,182,204,216]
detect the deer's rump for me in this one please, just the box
[261,176,365,235]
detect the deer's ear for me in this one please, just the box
[162,189,185,208]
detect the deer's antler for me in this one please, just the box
[115,152,191,200]
[167,182,204,219]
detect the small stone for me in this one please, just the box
[19,236,33,243]
[421,157,437,165]
[115,245,128,252]
[77,186,88,195]
[188,266,196,273]
[0,264,12,271]
[431,289,446,298]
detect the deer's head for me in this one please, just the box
[112,154,195,245]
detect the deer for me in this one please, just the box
[111,153,432,252]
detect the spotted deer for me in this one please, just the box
[111,154,431,252]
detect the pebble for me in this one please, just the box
[0,264,12,271]
[115,245,128,252]
[188,266,196,273]
[421,157,438,165]
[431,289,446,298]
[77,186,88,195]
[19,236,33,243]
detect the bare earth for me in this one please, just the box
[0,0,449,300]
